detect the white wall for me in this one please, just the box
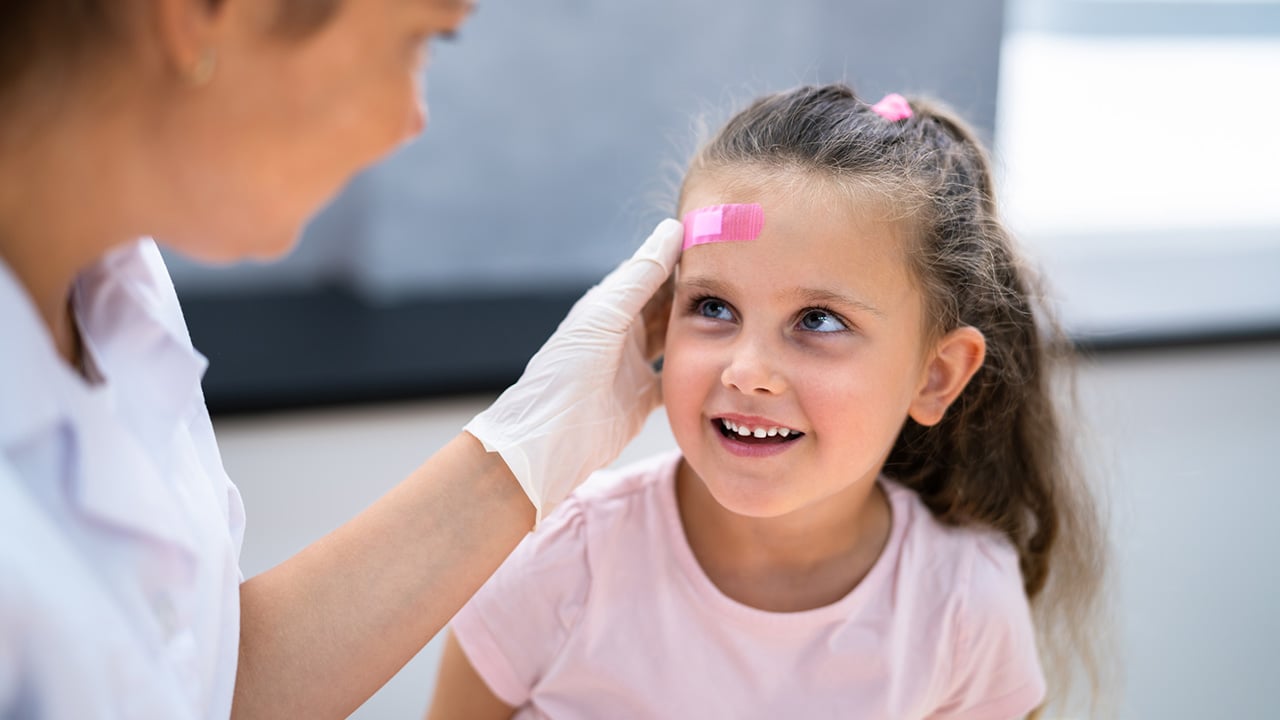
[996,32,1280,338]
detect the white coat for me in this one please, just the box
[0,240,246,718]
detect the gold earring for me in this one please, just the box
[190,49,217,86]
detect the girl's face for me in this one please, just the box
[663,174,934,519]
[154,0,474,261]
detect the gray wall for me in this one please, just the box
[165,0,1004,301]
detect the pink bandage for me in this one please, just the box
[681,204,765,251]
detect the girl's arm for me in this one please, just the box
[426,631,516,720]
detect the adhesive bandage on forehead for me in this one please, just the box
[681,203,765,251]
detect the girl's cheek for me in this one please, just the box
[662,343,710,402]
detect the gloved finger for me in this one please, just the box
[650,368,665,408]
[593,218,683,322]
[640,273,674,363]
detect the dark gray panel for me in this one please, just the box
[167,0,1005,298]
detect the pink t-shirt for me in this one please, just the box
[451,451,1045,719]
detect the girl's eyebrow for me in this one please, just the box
[788,287,885,319]
[677,275,737,299]
[679,275,884,318]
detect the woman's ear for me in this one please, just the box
[151,0,239,82]
[908,326,986,427]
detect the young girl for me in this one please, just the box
[428,84,1105,719]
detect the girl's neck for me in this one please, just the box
[674,459,891,613]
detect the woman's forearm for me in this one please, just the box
[232,432,534,720]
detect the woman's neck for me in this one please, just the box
[674,459,891,613]
[0,97,144,368]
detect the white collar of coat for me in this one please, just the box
[0,239,206,560]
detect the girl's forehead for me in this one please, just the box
[675,174,917,303]
[680,169,903,228]
[680,177,909,258]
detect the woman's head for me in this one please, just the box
[0,1,343,94]
[0,0,473,261]
[667,83,1106,711]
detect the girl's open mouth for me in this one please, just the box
[713,417,805,445]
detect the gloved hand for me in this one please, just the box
[464,219,683,523]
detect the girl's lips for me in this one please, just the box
[710,418,804,458]
[713,414,804,437]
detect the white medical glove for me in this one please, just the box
[464,219,683,523]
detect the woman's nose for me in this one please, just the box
[720,335,787,395]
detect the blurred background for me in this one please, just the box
[169,0,1279,717]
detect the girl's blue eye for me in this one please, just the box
[799,308,847,333]
[695,298,735,321]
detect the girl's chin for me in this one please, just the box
[686,467,801,519]
[709,491,800,519]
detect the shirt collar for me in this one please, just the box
[1,239,206,558]
[74,239,209,465]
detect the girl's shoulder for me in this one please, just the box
[545,448,683,538]
[879,479,1045,716]
[449,451,685,705]
[571,449,683,505]
[880,477,1027,613]
[508,448,683,580]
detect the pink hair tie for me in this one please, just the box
[871,93,913,122]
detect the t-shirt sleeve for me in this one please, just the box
[449,497,592,707]
[929,536,1047,720]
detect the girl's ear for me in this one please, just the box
[908,326,986,427]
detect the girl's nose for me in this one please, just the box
[720,337,787,396]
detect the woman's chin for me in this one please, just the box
[167,227,303,265]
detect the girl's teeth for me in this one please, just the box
[719,418,799,439]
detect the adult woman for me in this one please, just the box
[0,1,681,718]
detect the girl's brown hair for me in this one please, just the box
[682,83,1109,715]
